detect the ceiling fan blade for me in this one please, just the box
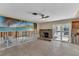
[41,16,49,18]
[27,12,50,19]
[44,16,49,18]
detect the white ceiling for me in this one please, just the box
[0,3,79,23]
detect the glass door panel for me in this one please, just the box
[62,24,69,41]
[53,24,62,41]
[53,23,70,42]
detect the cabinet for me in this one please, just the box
[72,21,79,44]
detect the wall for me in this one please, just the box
[38,20,71,29]
[38,22,53,29]
[37,20,72,40]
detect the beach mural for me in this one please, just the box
[0,16,36,32]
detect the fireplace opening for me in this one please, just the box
[40,29,52,41]
[44,32,49,38]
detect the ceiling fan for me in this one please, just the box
[29,12,50,19]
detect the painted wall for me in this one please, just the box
[38,22,53,29]
[38,20,71,29]
[0,16,37,32]
[37,20,72,39]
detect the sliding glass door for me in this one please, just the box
[53,24,62,41]
[53,23,70,42]
[62,24,69,41]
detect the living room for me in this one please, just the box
[0,3,79,56]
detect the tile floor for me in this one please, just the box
[0,39,79,56]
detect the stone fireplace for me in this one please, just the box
[43,32,49,38]
[39,29,52,41]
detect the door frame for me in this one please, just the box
[52,23,72,42]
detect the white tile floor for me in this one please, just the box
[0,37,37,50]
[0,39,79,56]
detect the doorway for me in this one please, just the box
[53,23,71,42]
